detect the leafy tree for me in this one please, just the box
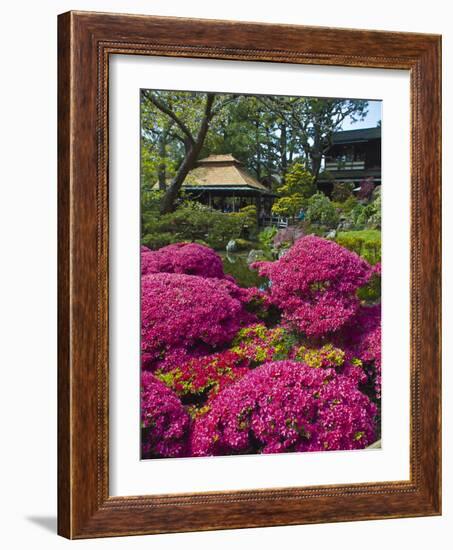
[272,163,315,219]
[306,193,340,229]
[141,90,239,213]
[258,97,368,182]
[141,91,370,213]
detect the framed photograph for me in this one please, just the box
[58,11,441,539]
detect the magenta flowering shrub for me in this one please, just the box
[141,272,255,371]
[141,371,190,458]
[252,236,373,337]
[156,350,250,416]
[291,343,367,386]
[140,236,381,459]
[141,242,225,279]
[337,304,382,397]
[231,323,295,365]
[190,361,377,456]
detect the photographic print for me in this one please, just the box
[140,89,382,460]
[58,12,441,537]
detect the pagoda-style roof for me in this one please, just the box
[183,154,274,196]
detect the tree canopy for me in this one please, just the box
[141,90,369,213]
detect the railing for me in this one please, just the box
[325,160,365,171]
[261,216,288,228]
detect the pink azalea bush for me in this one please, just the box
[155,350,250,413]
[141,272,255,371]
[252,235,373,337]
[140,236,381,459]
[141,371,190,458]
[141,243,225,279]
[231,323,295,365]
[190,361,377,456]
[291,343,367,387]
[336,304,382,397]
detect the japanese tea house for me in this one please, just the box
[182,154,275,214]
[318,126,381,193]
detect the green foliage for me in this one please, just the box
[280,163,316,198]
[345,193,381,230]
[331,181,355,202]
[272,195,305,218]
[339,195,359,214]
[142,232,182,250]
[141,189,165,214]
[306,193,340,229]
[319,228,381,303]
[141,204,252,251]
[357,273,381,304]
[256,226,279,258]
[293,343,345,369]
[272,163,315,218]
[335,229,381,265]
[238,205,258,232]
[367,194,381,228]
[233,238,255,251]
[336,229,381,305]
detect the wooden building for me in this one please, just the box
[318,126,381,193]
[182,154,275,214]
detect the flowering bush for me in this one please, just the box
[140,236,381,459]
[141,371,190,458]
[337,305,382,397]
[252,236,373,337]
[357,177,375,201]
[292,343,345,369]
[231,323,295,365]
[141,272,255,370]
[141,242,225,279]
[190,361,377,456]
[292,343,367,387]
[155,350,250,413]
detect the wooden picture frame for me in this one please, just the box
[58,10,441,539]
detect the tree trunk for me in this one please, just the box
[157,130,168,190]
[160,94,215,214]
[280,122,288,182]
[311,153,322,184]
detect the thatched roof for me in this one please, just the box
[183,154,273,195]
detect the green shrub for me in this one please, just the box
[142,232,181,250]
[339,195,359,214]
[239,205,258,227]
[335,230,381,303]
[335,230,381,265]
[367,194,381,229]
[306,193,340,229]
[234,238,255,251]
[343,193,380,230]
[256,226,278,258]
[331,181,355,202]
[141,204,251,250]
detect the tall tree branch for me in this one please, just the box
[143,91,195,146]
